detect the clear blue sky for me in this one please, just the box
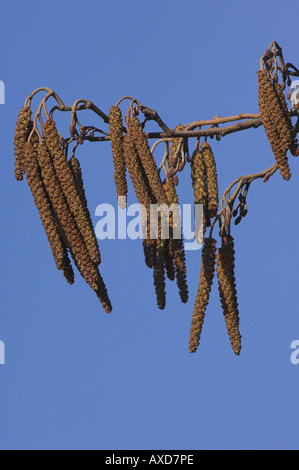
[0,0,298,450]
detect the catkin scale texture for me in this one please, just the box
[153,239,166,310]
[109,106,128,208]
[257,70,292,180]
[14,106,33,181]
[200,141,219,218]
[216,236,241,355]
[189,238,217,353]
[191,149,206,206]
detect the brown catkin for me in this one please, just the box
[189,238,217,353]
[126,117,168,206]
[23,133,66,271]
[109,106,128,208]
[36,139,111,309]
[273,82,299,157]
[201,141,219,218]
[124,132,157,267]
[191,149,208,240]
[163,178,188,304]
[216,236,241,355]
[61,249,75,285]
[14,106,33,181]
[43,117,101,266]
[68,155,101,265]
[257,70,292,180]
[153,238,166,310]
[94,271,113,314]
[164,239,175,281]
[191,149,206,205]
[123,132,153,208]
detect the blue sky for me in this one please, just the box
[0,0,298,450]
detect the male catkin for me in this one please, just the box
[216,236,241,355]
[109,105,128,208]
[14,106,33,181]
[43,117,101,266]
[189,238,217,353]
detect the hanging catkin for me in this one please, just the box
[23,133,67,271]
[201,141,219,219]
[126,116,168,206]
[191,148,208,240]
[123,131,156,268]
[109,105,128,208]
[163,177,188,304]
[37,139,111,312]
[257,69,292,180]
[164,239,175,281]
[14,106,33,181]
[37,139,95,286]
[191,149,206,205]
[216,236,241,355]
[273,81,299,157]
[68,155,100,264]
[189,238,217,353]
[43,117,101,266]
[153,238,166,310]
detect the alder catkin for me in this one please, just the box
[191,148,208,240]
[189,238,217,353]
[68,155,101,264]
[124,132,157,267]
[23,133,66,271]
[257,69,292,180]
[153,239,166,310]
[37,139,110,303]
[14,106,33,181]
[164,239,175,281]
[201,141,219,218]
[109,105,128,208]
[191,149,207,205]
[163,177,188,304]
[126,117,168,206]
[273,82,299,157]
[216,236,241,355]
[43,117,101,266]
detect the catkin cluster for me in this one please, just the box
[14,110,111,313]
[14,106,33,181]
[216,236,241,355]
[189,238,217,353]
[43,117,101,267]
[257,69,298,180]
[23,133,68,274]
[123,125,168,309]
[109,106,127,208]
